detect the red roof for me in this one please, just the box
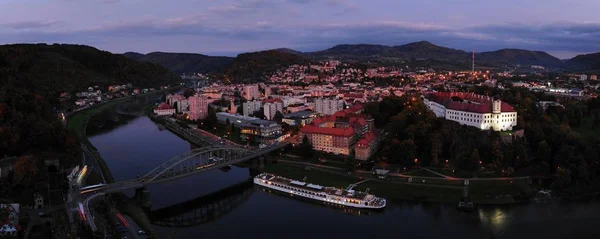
[156,103,173,110]
[301,125,355,137]
[344,93,364,99]
[427,92,515,113]
[263,98,283,103]
[356,132,377,148]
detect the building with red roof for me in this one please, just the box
[423,92,517,131]
[355,132,380,161]
[154,103,175,116]
[299,105,378,159]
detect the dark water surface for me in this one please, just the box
[89,116,600,239]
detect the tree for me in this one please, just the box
[14,155,39,185]
[202,107,218,131]
[399,139,417,165]
[513,142,529,168]
[536,140,551,162]
[183,88,195,98]
[345,149,357,171]
[253,107,265,119]
[299,136,313,158]
[430,133,443,166]
[491,140,504,169]
[273,111,284,122]
[552,167,572,189]
[236,105,243,115]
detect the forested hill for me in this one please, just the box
[123,51,234,75]
[0,44,180,100]
[223,50,309,83]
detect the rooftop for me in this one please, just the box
[427,92,515,113]
[300,125,355,137]
[284,110,317,119]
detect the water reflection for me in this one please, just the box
[89,116,600,239]
[257,187,378,217]
[149,179,255,228]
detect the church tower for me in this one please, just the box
[492,99,502,114]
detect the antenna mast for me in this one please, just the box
[472,51,475,73]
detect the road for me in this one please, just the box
[119,213,144,239]
[82,144,107,184]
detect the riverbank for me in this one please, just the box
[262,161,536,205]
[66,87,181,238]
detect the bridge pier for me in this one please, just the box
[135,187,152,209]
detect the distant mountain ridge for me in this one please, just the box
[123,51,234,75]
[305,41,565,68]
[123,41,600,76]
[565,53,600,72]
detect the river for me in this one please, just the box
[88,116,600,239]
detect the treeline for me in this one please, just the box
[367,88,600,188]
[223,50,309,83]
[0,77,78,165]
[0,44,180,103]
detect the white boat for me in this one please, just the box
[254,173,386,209]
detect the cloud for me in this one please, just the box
[1,20,63,30]
[208,0,271,15]
[2,15,600,58]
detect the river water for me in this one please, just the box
[88,116,600,239]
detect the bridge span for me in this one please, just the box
[80,142,288,195]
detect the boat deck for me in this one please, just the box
[260,174,372,201]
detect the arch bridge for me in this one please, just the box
[80,142,288,194]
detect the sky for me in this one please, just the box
[1,0,600,59]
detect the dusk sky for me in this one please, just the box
[2,0,600,58]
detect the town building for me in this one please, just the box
[299,104,378,157]
[423,92,517,131]
[188,95,213,120]
[355,132,381,161]
[282,111,318,126]
[315,98,344,115]
[580,74,588,81]
[166,94,188,113]
[216,113,283,143]
[154,103,176,116]
[242,100,262,117]
[263,99,284,120]
[590,75,598,81]
[244,84,261,100]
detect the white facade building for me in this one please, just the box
[243,100,262,117]
[244,85,261,100]
[423,92,518,131]
[264,101,284,120]
[315,98,344,116]
[580,74,588,81]
[188,95,213,120]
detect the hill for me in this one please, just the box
[477,49,564,68]
[305,41,569,69]
[0,44,180,101]
[273,48,304,56]
[308,41,469,62]
[123,52,234,75]
[565,53,600,72]
[223,50,309,83]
